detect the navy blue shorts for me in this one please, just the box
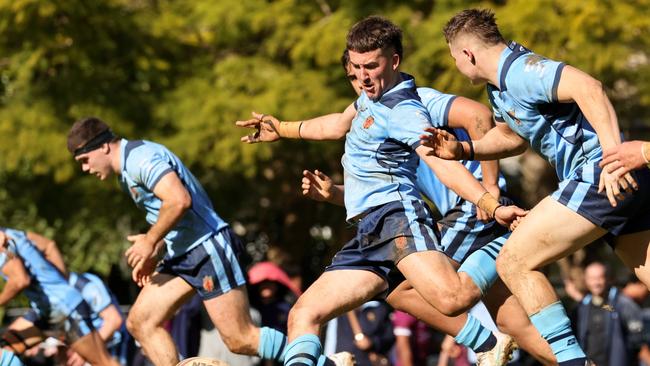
[157,227,247,299]
[326,200,441,295]
[22,301,95,344]
[551,162,650,242]
[438,196,512,263]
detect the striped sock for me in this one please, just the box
[284,334,322,366]
[258,327,287,362]
[530,302,586,365]
[454,314,496,352]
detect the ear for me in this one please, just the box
[462,49,476,65]
[101,142,111,154]
[392,53,401,71]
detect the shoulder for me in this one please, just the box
[124,140,170,172]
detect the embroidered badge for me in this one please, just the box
[363,116,375,129]
[203,275,215,293]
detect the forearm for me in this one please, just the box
[0,284,22,306]
[27,232,67,277]
[329,185,345,206]
[419,152,488,205]
[98,306,123,342]
[145,202,188,248]
[579,85,621,149]
[293,114,348,140]
[470,123,527,160]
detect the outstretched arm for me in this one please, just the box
[420,122,528,161]
[26,231,67,277]
[236,103,356,142]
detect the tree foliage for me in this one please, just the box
[0,0,648,283]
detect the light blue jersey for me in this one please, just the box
[69,272,124,345]
[119,139,229,257]
[0,228,83,323]
[415,87,507,216]
[343,74,433,220]
[487,41,601,181]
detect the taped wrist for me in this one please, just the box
[477,192,502,218]
[278,121,303,139]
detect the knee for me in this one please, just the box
[496,248,521,281]
[126,309,151,337]
[287,301,323,330]
[436,296,469,317]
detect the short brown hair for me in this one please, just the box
[346,16,403,60]
[67,117,115,154]
[443,9,505,45]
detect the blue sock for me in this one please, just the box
[0,350,24,366]
[258,327,287,362]
[458,237,505,295]
[454,314,496,352]
[284,334,322,366]
[530,302,586,365]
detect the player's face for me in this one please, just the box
[346,63,363,97]
[75,145,113,180]
[584,264,607,297]
[448,39,482,85]
[348,48,400,101]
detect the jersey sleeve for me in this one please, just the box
[486,85,504,122]
[388,101,432,149]
[514,56,565,105]
[420,91,457,128]
[83,274,113,313]
[126,150,175,191]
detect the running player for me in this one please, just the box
[296,49,554,365]
[0,228,118,366]
[423,8,650,365]
[67,118,288,366]
[237,16,526,366]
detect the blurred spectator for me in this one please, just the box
[573,261,644,366]
[323,301,394,366]
[393,310,443,366]
[248,261,301,333]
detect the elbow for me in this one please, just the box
[15,276,30,291]
[178,192,192,212]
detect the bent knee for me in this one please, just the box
[221,333,255,355]
[288,302,325,329]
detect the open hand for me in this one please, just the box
[235,112,281,143]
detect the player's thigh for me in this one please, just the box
[500,197,606,270]
[397,250,461,299]
[129,272,195,325]
[3,317,44,353]
[203,285,256,337]
[614,230,650,283]
[291,269,387,324]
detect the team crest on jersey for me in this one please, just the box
[363,116,375,129]
[203,275,215,292]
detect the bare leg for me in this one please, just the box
[3,317,44,354]
[126,273,194,366]
[496,197,605,314]
[287,269,386,341]
[203,286,259,355]
[614,230,650,287]
[483,280,555,365]
[69,331,119,366]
